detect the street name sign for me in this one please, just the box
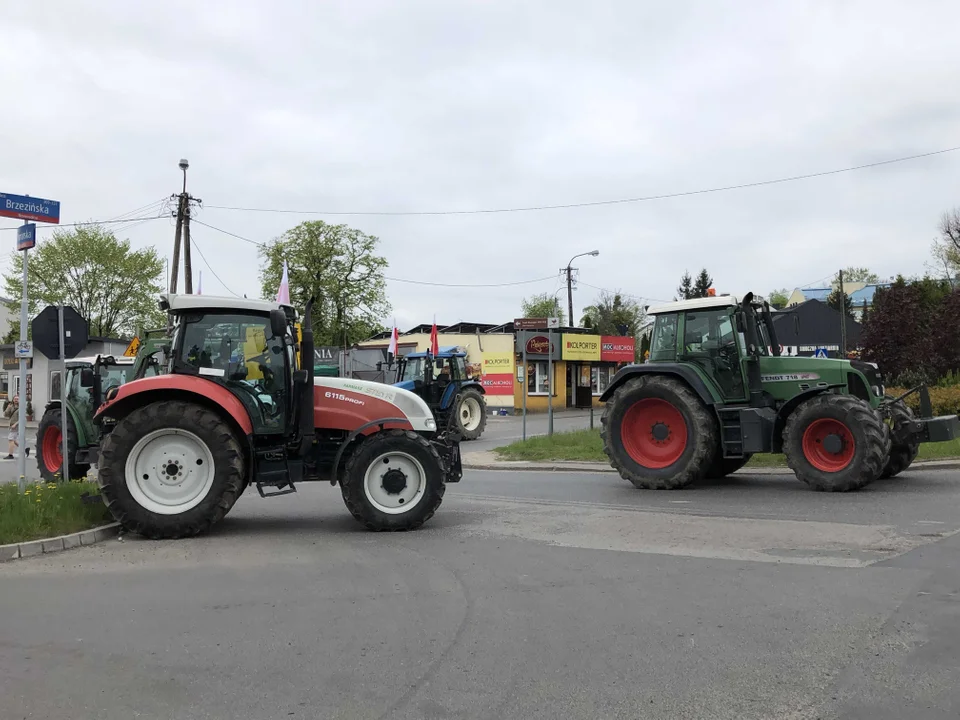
[0,192,60,224]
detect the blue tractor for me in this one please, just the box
[394,347,488,440]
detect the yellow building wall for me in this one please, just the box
[357,332,515,407]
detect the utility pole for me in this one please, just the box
[563,250,600,327]
[169,158,201,296]
[838,268,847,357]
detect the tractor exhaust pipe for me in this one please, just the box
[298,297,316,455]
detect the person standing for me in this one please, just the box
[3,395,27,460]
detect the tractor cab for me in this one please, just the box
[37,354,137,481]
[394,347,488,440]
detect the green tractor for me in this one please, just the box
[36,355,136,481]
[600,293,959,492]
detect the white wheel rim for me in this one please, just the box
[363,451,427,515]
[460,397,482,431]
[124,428,216,515]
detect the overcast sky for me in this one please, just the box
[1,1,958,330]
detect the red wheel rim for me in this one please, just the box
[620,398,688,469]
[801,418,855,472]
[42,427,63,473]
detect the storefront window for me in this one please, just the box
[591,366,615,395]
[526,361,554,395]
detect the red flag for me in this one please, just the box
[387,325,399,357]
[430,321,439,356]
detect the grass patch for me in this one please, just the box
[494,429,960,466]
[0,480,112,545]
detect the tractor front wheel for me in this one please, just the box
[97,401,246,539]
[455,389,487,440]
[783,395,887,492]
[601,375,718,489]
[341,429,445,530]
[36,408,90,482]
[880,401,920,479]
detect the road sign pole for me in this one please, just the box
[58,305,69,483]
[17,246,28,491]
[521,333,527,442]
[547,328,554,437]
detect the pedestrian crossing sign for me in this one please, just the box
[123,336,141,357]
[814,348,828,359]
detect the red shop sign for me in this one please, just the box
[600,336,635,362]
[481,373,515,395]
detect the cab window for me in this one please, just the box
[649,314,678,361]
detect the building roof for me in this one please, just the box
[647,296,740,315]
[162,293,290,315]
[848,284,891,304]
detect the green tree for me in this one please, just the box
[836,267,881,284]
[693,268,714,298]
[928,209,960,286]
[580,291,646,359]
[676,271,694,300]
[768,288,790,310]
[520,293,565,325]
[826,287,854,317]
[259,220,390,346]
[2,225,164,342]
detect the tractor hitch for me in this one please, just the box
[883,383,960,444]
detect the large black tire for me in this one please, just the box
[706,451,753,479]
[36,407,90,482]
[600,375,718,489]
[783,395,887,492]
[880,401,920,479]
[341,429,446,531]
[455,389,487,440]
[98,401,246,539]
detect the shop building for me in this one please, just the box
[513,329,636,412]
[0,337,129,420]
[358,322,516,410]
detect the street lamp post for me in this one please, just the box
[564,250,599,327]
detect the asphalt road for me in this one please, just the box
[4,466,960,719]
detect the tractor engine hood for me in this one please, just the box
[313,376,438,434]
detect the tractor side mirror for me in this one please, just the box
[79,368,95,388]
[269,309,287,339]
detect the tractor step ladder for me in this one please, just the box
[717,408,745,458]
[255,447,299,497]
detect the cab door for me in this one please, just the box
[679,308,747,402]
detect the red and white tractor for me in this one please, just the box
[93,293,462,538]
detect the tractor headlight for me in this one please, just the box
[425,417,436,431]
[872,385,884,398]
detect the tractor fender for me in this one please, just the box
[599,363,717,407]
[94,375,255,440]
[771,384,846,453]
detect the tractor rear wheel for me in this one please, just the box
[97,401,246,539]
[783,395,887,492]
[36,407,90,482]
[880,401,920,479]
[341,429,445,531]
[455,389,487,440]
[601,375,718,489]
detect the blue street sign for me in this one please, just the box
[0,192,60,224]
[16,223,36,251]
[814,348,829,359]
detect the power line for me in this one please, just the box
[578,281,670,304]
[0,216,166,232]
[190,234,239,297]
[192,218,561,288]
[202,145,960,217]
[385,274,556,288]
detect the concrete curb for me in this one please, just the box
[0,522,120,563]
[463,459,960,474]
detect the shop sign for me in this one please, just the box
[561,333,601,361]
[482,352,515,374]
[481,374,515,395]
[524,335,552,355]
[600,336,635,362]
[2,354,31,370]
